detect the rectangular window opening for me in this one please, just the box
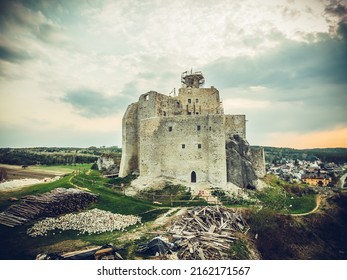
[197,125,201,131]
[168,126,172,132]
[196,98,199,103]
[198,144,202,149]
[188,98,191,104]
[182,144,185,149]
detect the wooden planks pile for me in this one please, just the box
[169,206,249,260]
[0,188,98,227]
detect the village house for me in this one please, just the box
[301,172,332,187]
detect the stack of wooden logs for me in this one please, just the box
[0,188,98,227]
[169,206,249,260]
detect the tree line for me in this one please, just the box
[261,147,347,164]
[0,146,122,166]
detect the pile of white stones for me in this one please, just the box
[27,208,141,237]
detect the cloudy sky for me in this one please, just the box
[0,0,346,149]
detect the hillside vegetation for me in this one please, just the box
[0,146,121,166]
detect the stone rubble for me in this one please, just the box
[27,208,141,237]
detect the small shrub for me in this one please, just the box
[229,240,250,259]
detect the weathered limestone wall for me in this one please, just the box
[137,91,163,119]
[250,147,266,178]
[206,115,228,185]
[225,115,246,138]
[139,115,227,185]
[119,102,139,177]
[177,87,222,115]
[139,117,162,177]
[160,96,182,117]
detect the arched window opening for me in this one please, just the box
[191,171,197,183]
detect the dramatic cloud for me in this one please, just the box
[61,88,134,118]
[0,0,346,148]
[204,34,347,90]
[0,45,32,63]
[203,20,347,143]
[325,1,347,18]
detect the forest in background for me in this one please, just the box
[0,146,121,166]
[261,147,347,164]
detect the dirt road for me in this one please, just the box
[291,195,322,217]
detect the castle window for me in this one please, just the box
[182,144,185,149]
[188,98,191,104]
[168,126,172,132]
[188,112,192,115]
[198,144,202,149]
[163,111,166,116]
[191,171,196,183]
[196,98,199,103]
[209,126,211,131]
[197,125,201,131]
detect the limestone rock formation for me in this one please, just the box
[96,154,120,175]
[226,134,258,188]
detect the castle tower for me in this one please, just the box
[181,70,205,88]
[119,71,265,187]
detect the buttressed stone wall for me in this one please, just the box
[119,72,265,188]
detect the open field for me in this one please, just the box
[29,163,93,174]
[0,163,93,180]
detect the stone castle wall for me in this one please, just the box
[177,87,222,115]
[250,147,266,178]
[140,115,227,185]
[225,115,246,138]
[119,102,139,177]
[119,79,265,187]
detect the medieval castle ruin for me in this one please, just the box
[119,71,265,188]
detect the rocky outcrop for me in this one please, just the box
[96,154,120,175]
[226,134,258,188]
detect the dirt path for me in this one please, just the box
[291,195,322,217]
[117,207,187,243]
[68,174,90,192]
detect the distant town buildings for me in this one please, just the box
[266,158,346,187]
